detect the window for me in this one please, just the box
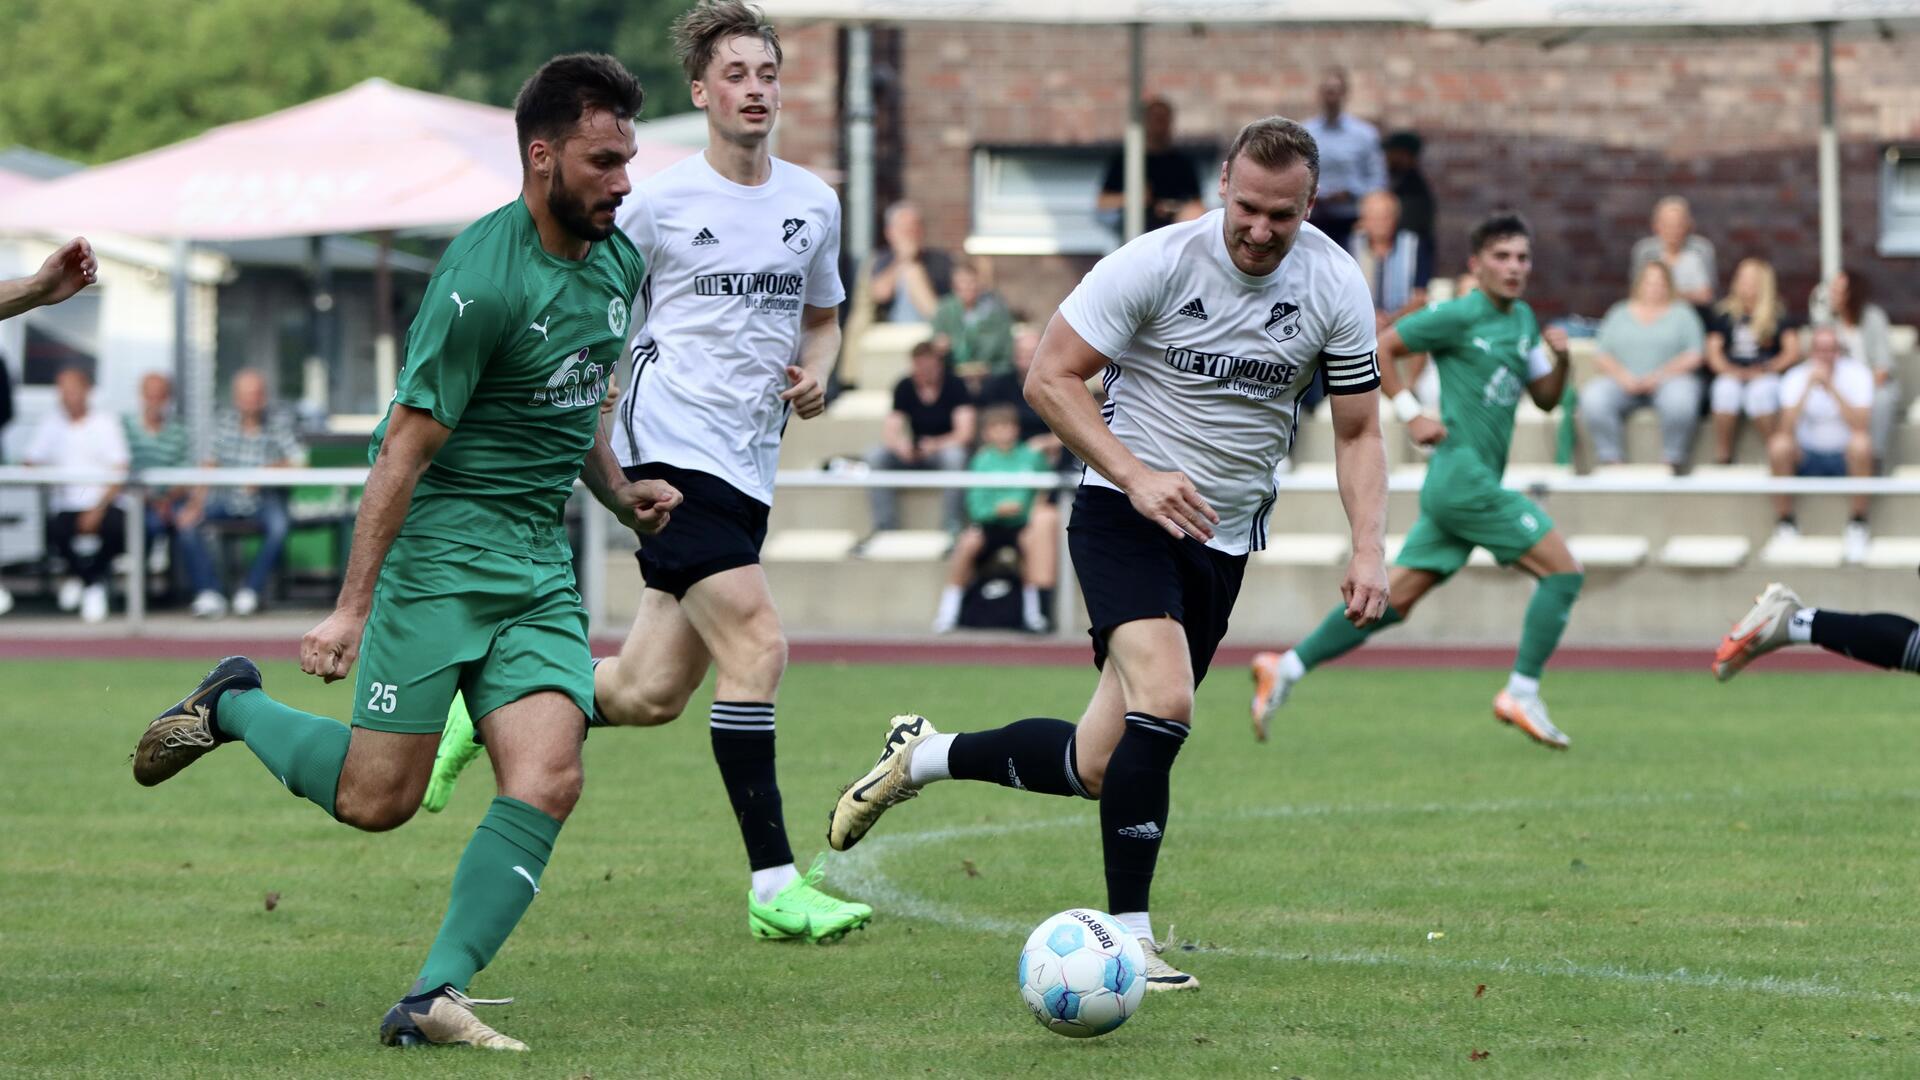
[1878,146,1920,257]
[965,145,1216,258]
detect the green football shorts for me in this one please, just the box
[351,535,593,735]
[1394,457,1554,579]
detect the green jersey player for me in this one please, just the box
[1252,212,1585,749]
[129,54,678,1051]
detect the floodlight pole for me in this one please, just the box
[1123,23,1146,242]
[846,24,877,271]
[1817,20,1840,282]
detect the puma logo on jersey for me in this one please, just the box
[449,292,474,317]
[529,318,550,341]
[1177,297,1208,321]
[511,866,540,895]
[1472,336,1492,353]
[529,347,607,409]
[691,227,719,246]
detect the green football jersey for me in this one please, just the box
[371,199,646,562]
[1394,290,1542,480]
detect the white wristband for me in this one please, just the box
[1391,389,1423,425]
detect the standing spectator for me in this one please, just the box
[864,341,975,534]
[869,201,954,323]
[123,372,191,576]
[932,405,1056,635]
[1769,325,1874,561]
[1301,67,1385,249]
[1705,258,1802,465]
[1811,268,1897,466]
[174,368,303,618]
[1629,196,1717,309]
[1097,96,1205,236]
[931,259,1015,382]
[1347,190,1432,327]
[23,364,128,623]
[1578,261,1706,472]
[1383,130,1435,251]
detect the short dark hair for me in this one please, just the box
[1383,130,1423,156]
[673,0,783,83]
[1469,211,1531,254]
[981,403,1021,429]
[1223,116,1320,192]
[911,340,940,361]
[514,53,645,171]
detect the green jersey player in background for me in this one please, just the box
[129,54,678,1051]
[1252,212,1584,749]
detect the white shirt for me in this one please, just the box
[1059,211,1379,555]
[25,408,130,512]
[613,153,846,504]
[1781,358,1873,454]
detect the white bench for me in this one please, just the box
[857,529,951,561]
[1569,535,1651,568]
[1659,535,1752,569]
[1759,534,1846,569]
[1253,534,1348,566]
[763,529,860,562]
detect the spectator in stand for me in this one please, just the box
[1811,268,1897,466]
[1383,130,1435,251]
[865,341,976,535]
[1578,260,1706,473]
[124,372,191,576]
[977,324,1063,462]
[1301,67,1385,249]
[931,405,1057,635]
[869,201,953,323]
[1629,196,1717,309]
[1769,325,1874,562]
[174,368,303,618]
[1705,257,1802,465]
[23,364,128,623]
[1096,96,1205,236]
[1347,190,1432,328]
[932,258,1015,383]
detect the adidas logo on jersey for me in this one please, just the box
[1117,821,1163,840]
[691,227,719,246]
[1177,297,1208,321]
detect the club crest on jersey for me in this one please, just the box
[1263,301,1302,343]
[781,217,814,254]
[608,297,628,336]
[530,347,607,410]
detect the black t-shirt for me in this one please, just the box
[977,371,1049,443]
[1390,167,1436,249]
[1100,149,1204,232]
[893,373,973,439]
[1711,310,1802,367]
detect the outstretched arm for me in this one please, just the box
[0,238,97,320]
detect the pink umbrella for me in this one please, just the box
[0,78,694,240]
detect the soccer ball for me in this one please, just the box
[1017,908,1146,1038]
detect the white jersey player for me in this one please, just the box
[826,117,1392,989]
[428,1,872,944]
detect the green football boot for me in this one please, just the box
[422,693,484,814]
[746,853,873,944]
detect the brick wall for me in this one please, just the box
[773,21,1920,325]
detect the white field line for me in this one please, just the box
[829,789,1920,1006]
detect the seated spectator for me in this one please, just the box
[869,201,953,323]
[1629,196,1716,309]
[977,325,1063,459]
[1578,261,1706,472]
[1768,325,1873,562]
[932,405,1057,634]
[1096,96,1205,235]
[865,341,975,535]
[24,364,129,623]
[175,368,304,618]
[1347,190,1432,328]
[932,259,1014,383]
[1706,257,1802,464]
[1811,268,1896,466]
[124,371,191,576]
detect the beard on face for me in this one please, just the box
[547,159,620,243]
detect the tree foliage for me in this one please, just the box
[419,0,699,120]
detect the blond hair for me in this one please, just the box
[1715,258,1781,345]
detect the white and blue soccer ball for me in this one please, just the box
[1017,908,1147,1038]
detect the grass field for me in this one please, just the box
[4,657,1918,1078]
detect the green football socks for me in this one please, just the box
[1514,572,1584,679]
[1293,603,1405,671]
[216,689,351,819]
[412,796,562,996]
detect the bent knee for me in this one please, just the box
[503,765,583,822]
[336,790,421,833]
[601,681,686,727]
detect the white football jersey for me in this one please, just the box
[613,153,846,504]
[1058,211,1379,556]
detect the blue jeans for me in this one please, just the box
[176,494,290,597]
